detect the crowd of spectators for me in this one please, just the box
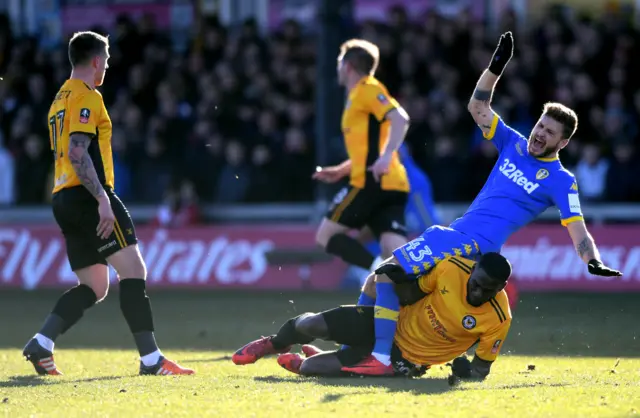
[1,4,640,210]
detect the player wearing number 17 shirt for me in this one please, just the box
[22,31,193,376]
[344,31,623,376]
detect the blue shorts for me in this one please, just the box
[392,225,480,275]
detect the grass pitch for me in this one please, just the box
[0,290,639,418]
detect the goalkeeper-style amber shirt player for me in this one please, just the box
[232,253,512,380]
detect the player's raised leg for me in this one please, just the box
[316,209,375,271]
[347,204,409,373]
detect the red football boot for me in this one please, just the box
[301,344,323,358]
[277,353,303,374]
[232,336,291,365]
[341,354,394,376]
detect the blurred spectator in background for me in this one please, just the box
[152,179,201,228]
[605,140,640,202]
[1,4,640,209]
[575,143,609,202]
[16,134,50,204]
[0,132,15,205]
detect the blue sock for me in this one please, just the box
[357,292,375,306]
[372,282,399,366]
[340,292,377,351]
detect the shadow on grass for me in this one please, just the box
[254,374,454,396]
[180,355,231,364]
[0,374,125,388]
[254,375,574,396]
[458,382,570,391]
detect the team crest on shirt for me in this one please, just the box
[377,94,388,104]
[79,108,90,124]
[571,182,579,191]
[535,169,549,180]
[462,315,476,330]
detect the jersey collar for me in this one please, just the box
[536,155,559,162]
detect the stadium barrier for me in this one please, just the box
[0,224,639,291]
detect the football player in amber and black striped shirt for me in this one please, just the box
[23,31,194,377]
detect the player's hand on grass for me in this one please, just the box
[488,31,514,77]
[449,356,472,379]
[368,153,392,182]
[312,165,347,183]
[96,194,115,240]
[587,259,622,277]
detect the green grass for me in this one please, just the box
[0,290,639,417]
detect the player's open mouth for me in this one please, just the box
[531,137,545,151]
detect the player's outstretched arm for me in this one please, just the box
[566,220,622,277]
[468,32,514,135]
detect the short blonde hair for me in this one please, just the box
[68,31,109,67]
[338,38,380,75]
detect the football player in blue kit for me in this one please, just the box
[344,31,623,376]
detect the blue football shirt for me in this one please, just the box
[450,114,584,253]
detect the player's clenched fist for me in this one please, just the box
[488,31,514,77]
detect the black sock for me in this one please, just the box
[326,233,375,270]
[270,314,315,349]
[40,284,97,340]
[119,279,158,356]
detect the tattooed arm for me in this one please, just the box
[467,70,499,135]
[68,133,107,200]
[566,220,601,263]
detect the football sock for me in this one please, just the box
[34,334,54,352]
[357,292,376,306]
[271,313,315,349]
[339,292,377,351]
[326,233,375,270]
[119,279,160,357]
[140,350,163,367]
[372,282,399,366]
[39,284,98,342]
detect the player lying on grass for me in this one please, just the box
[232,253,511,379]
[347,30,622,376]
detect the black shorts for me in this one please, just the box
[325,186,408,238]
[321,305,428,377]
[52,186,138,271]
